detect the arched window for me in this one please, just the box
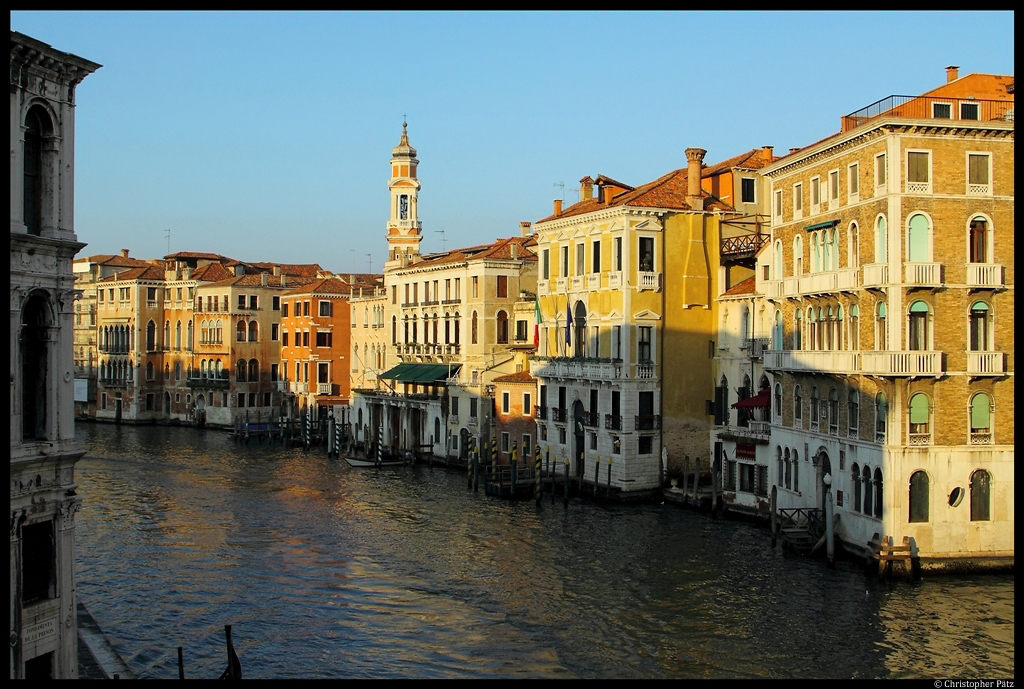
[176,320,182,349]
[573,301,587,356]
[909,470,930,523]
[740,304,749,342]
[863,465,873,516]
[215,320,222,344]
[969,392,992,444]
[874,215,887,264]
[200,320,209,344]
[23,106,51,236]
[811,232,820,272]
[248,320,258,342]
[908,301,930,351]
[823,230,832,271]
[876,302,887,350]
[774,240,783,279]
[849,304,860,350]
[21,292,50,439]
[968,216,989,264]
[776,446,783,488]
[792,449,800,492]
[873,467,883,518]
[471,311,478,345]
[817,307,825,350]
[907,213,930,263]
[848,389,859,433]
[852,462,862,511]
[825,306,834,350]
[187,320,193,350]
[444,313,451,344]
[828,387,839,432]
[164,320,170,349]
[774,383,782,421]
[454,313,461,345]
[236,320,246,342]
[794,309,802,350]
[201,359,208,378]
[848,222,859,268]
[908,393,930,442]
[808,308,817,351]
[146,320,156,351]
[773,310,783,350]
[175,362,182,381]
[809,386,819,424]
[146,361,154,380]
[836,305,844,351]
[236,359,247,382]
[968,302,991,351]
[875,392,887,441]
[434,417,441,447]
[784,448,791,489]
[392,316,398,345]
[794,384,802,423]
[970,469,991,521]
[164,363,170,380]
[248,359,259,381]
[496,310,509,345]
[793,235,803,276]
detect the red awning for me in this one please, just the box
[732,388,771,409]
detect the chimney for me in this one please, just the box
[281,274,286,288]
[349,274,354,284]
[580,176,594,201]
[946,65,960,83]
[183,267,191,280]
[520,221,531,237]
[511,242,519,260]
[789,147,801,154]
[261,272,268,287]
[554,199,563,215]
[761,145,774,163]
[273,265,281,276]
[685,148,707,211]
[120,249,129,258]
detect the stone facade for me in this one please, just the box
[10,31,100,679]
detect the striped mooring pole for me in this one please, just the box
[534,443,542,506]
[377,415,384,468]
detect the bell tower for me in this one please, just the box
[385,121,423,270]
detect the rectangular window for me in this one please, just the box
[282,302,289,317]
[316,331,332,347]
[960,102,980,120]
[907,151,930,183]
[21,521,56,603]
[303,301,310,317]
[774,189,783,220]
[413,283,418,303]
[561,246,569,277]
[238,294,246,310]
[272,296,280,310]
[516,319,528,341]
[270,363,279,381]
[848,163,859,195]
[793,183,803,213]
[497,275,508,298]
[282,331,289,347]
[238,393,246,408]
[741,177,756,203]
[501,432,510,453]
[470,397,477,418]
[829,170,839,201]
[101,393,107,410]
[451,396,459,416]
[319,301,333,317]
[454,278,460,299]
[638,326,652,363]
[638,237,654,272]
[875,153,886,187]
[968,153,990,185]
[638,436,653,455]
[613,326,622,360]
[810,177,820,207]
[523,393,531,416]
[522,434,532,458]
[302,331,309,347]
[249,392,257,408]
[502,391,510,414]
[472,277,478,299]
[542,250,550,279]
[592,240,601,273]
[148,287,157,302]
[932,102,952,118]
[614,237,622,271]
[576,244,585,275]
[271,323,279,340]
[445,279,451,300]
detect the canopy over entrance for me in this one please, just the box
[378,363,460,383]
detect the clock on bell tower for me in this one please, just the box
[385,121,423,271]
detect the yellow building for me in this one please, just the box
[531,148,775,494]
[757,68,1013,567]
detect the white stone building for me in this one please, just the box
[10,31,100,679]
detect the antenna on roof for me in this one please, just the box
[366,253,372,274]
[553,182,565,201]
[571,186,581,203]
[164,228,171,255]
[435,229,446,252]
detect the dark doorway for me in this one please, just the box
[573,399,585,477]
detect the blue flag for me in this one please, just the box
[565,297,572,347]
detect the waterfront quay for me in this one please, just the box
[74,423,1013,679]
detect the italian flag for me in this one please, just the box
[534,296,542,348]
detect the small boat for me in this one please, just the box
[344,456,405,468]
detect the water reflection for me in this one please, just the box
[74,424,1013,679]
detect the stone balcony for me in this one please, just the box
[966,351,1005,376]
[862,263,888,288]
[904,262,943,288]
[764,350,860,375]
[966,263,1004,289]
[861,351,943,377]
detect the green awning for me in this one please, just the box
[379,363,460,383]
[804,219,840,232]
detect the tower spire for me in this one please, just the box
[385,120,422,271]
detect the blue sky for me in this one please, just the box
[12,11,1014,274]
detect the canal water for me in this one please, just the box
[73,423,1013,679]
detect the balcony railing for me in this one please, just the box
[764,349,861,374]
[581,411,598,428]
[721,233,769,258]
[862,263,888,288]
[551,407,567,423]
[905,262,943,287]
[746,337,770,359]
[908,433,931,446]
[836,267,860,291]
[555,278,567,292]
[841,94,1014,132]
[537,279,548,295]
[604,414,622,431]
[317,383,333,395]
[290,382,308,393]
[966,351,1005,375]
[970,432,992,445]
[861,351,943,376]
[966,263,1004,288]
[530,357,623,381]
[534,405,547,420]
[637,272,661,291]
[635,414,661,431]
[187,375,230,389]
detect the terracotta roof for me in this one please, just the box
[702,149,779,176]
[98,266,166,283]
[75,254,152,268]
[404,236,537,270]
[165,251,230,261]
[492,370,536,383]
[190,263,235,282]
[200,273,315,289]
[283,277,357,297]
[721,276,757,296]
[243,262,323,277]
[537,160,735,224]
